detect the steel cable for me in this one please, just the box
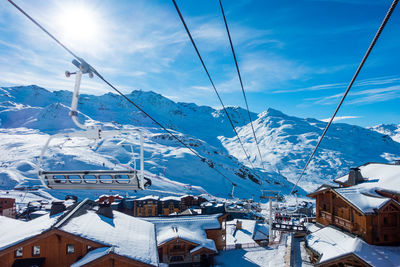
[289,0,399,195]
[7,0,259,195]
[172,0,261,182]
[218,0,266,170]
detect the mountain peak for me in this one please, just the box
[258,108,286,119]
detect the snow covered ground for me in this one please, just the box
[293,237,313,267]
[215,234,289,267]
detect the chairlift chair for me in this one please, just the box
[260,190,280,200]
[37,59,151,190]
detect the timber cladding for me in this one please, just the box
[312,189,400,245]
[0,229,102,267]
[0,229,151,267]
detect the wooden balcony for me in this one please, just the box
[321,211,332,222]
[334,216,351,231]
[320,211,353,232]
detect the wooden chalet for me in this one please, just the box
[144,213,228,266]
[308,163,400,245]
[180,195,207,211]
[157,236,216,266]
[0,199,159,267]
[134,195,160,217]
[0,197,16,218]
[306,225,400,266]
[159,196,181,216]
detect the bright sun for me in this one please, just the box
[56,4,100,46]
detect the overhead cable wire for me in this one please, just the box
[289,0,399,195]
[218,0,266,170]
[7,0,258,195]
[172,0,261,181]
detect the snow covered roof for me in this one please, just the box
[0,212,59,251]
[0,199,159,266]
[304,223,322,233]
[307,226,400,266]
[253,224,269,241]
[160,196,182,202]
[334,163,400,194]
[143,214,221,252]
[225,219,268,245]
[71,247,112,267]
[309,163,400,214]
[180,208,200,215]
[333,187,393,214]
[136,195,160,201]
[60,208,158,266]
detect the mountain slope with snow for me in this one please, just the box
[369,124,400,143]
[0,85,399,198]
[0,85,297,199]
[221,108,400,191]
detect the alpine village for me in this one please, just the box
[0,1,399,267]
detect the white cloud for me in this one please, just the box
[321,116,361,122]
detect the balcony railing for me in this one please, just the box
[334,216,351,231]
[320,211,332,222]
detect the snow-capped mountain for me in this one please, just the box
[0,85,294,200]
[0,85,399,199]
[222,108,400,191]
[0,85,256,147]
[369,124,400,143]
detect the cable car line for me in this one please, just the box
[289,0,399,195]
[7,0,256,195]
[218,0,265,170]
[172,0,261,181]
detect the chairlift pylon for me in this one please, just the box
[37,59,151,190]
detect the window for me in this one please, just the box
[32,245,40,256]
[87,245,92,252]
[66,244,75,254]
[384,235,388,241]
[15,247,23,258]
[383,217,388,225]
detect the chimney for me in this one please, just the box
[97,203,113,218]
[348,167,364,186]
[50,201,66,216]
[236,220,242,230]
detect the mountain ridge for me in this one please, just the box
[1,85,399,197]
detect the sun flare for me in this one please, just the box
[56,4,101,46]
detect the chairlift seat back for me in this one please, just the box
[39,170,150,190]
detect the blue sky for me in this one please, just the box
[0,0,399,127]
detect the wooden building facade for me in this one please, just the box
[0,197,16,218]
[0,229,151,267]
[134,196,160,217]
[180,195,207,211]
[157,238,215,266]
[160,197,181,216]
[205,214,228,251]
[308,188,400,245]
